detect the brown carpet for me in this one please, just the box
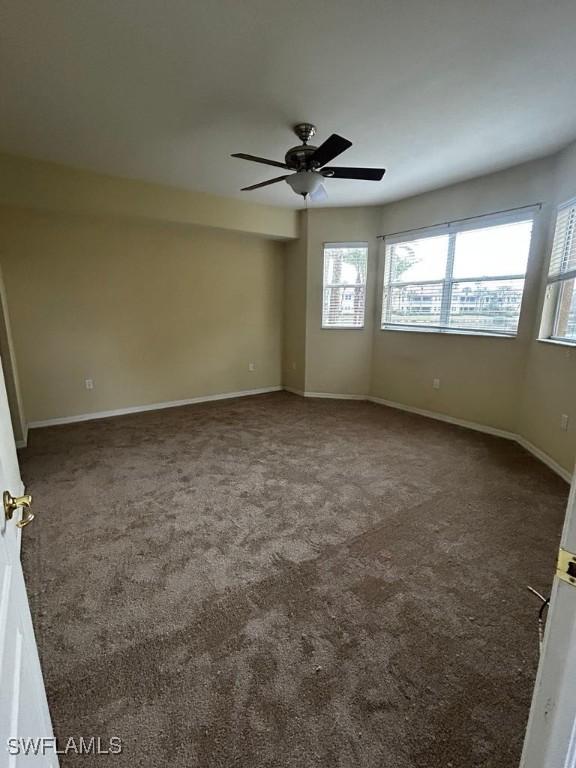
[20,392,568,767]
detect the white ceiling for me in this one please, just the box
[2,0,576,209]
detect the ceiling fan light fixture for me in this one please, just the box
[286,170,324,198]
[232,124,386,200]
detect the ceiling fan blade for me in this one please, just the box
[308,134,352,168]
[310,183,328,203]
[321,166,386,181]
[241,175,288,191]
[232,153,289,170]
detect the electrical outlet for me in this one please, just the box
[248,362,256,372]
[432,378,441,390]
[291,362,296,371]
[85,378,94,390]
[561,414,569,432]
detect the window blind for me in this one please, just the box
[382,211,535,336]
[322,243,368,328]
[548,202,576,282]
[545,200,576,342]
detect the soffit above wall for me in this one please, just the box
[0,153,298,240]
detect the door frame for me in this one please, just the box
[521,470,576,767]
[0,263,27,450]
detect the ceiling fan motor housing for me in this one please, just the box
[285,144,318,170]
[285,123,321,170]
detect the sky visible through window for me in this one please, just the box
[392,222,532,283]
[383,218,534,335]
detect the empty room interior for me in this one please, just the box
[1,1,576,766]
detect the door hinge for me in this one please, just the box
[557,547,576,587]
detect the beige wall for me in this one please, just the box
[305,206,380,395]
[0,206,283,422]
[0,153,298,240]
[518,143,576,472]
[1,147,574,475]
[371,157,555,433]
[282,212,307,393]
[285,152,575,475]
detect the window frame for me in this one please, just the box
[322,241,369,330]
[381,209,537,338]
[539,198,576,347]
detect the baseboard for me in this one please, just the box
[25,385,573,484]
[367,396,517,441]
[283,388,366,401]
[515,436,573,484]
[285,389,571,482]
[303,391,367,401]
[28,386,283,429]
[283,386,305,397]
[368,396,572,484]
[15,423,28,449]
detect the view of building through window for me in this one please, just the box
[322,244,368,328]
[382,216,534,335]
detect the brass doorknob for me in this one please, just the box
[3,491,35,528]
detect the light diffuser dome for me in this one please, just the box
[286,171,324,198]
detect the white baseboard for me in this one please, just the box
[367,396,517,441]
[283,388,366,401]
[283,386,305,397]
[24,384,573,484]
[515,436,573,484]
[303,391,367,401]
[28,386,283,429]
[15,423,28,449]
[368,395,572,484]
[284,388,572,483]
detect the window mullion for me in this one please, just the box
[440,233,456,327]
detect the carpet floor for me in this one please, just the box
[20,392,568,767]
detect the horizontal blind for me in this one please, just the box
[546,200,576,342]
[322,244,368,328]
[382,213,534,336]
[548,201,576,282]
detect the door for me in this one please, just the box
[521,470,576,768]
[0,357,56,765]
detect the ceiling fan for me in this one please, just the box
[231,123,386,200]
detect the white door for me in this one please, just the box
[521,469,576,768]
[0,356,56,766]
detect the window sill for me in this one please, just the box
[380,326,516,340]
[321,326,365,331]
[537,337,576,349]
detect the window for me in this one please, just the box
[541,200,576,344]
[322,243,368,328]
[381,210,535,336]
